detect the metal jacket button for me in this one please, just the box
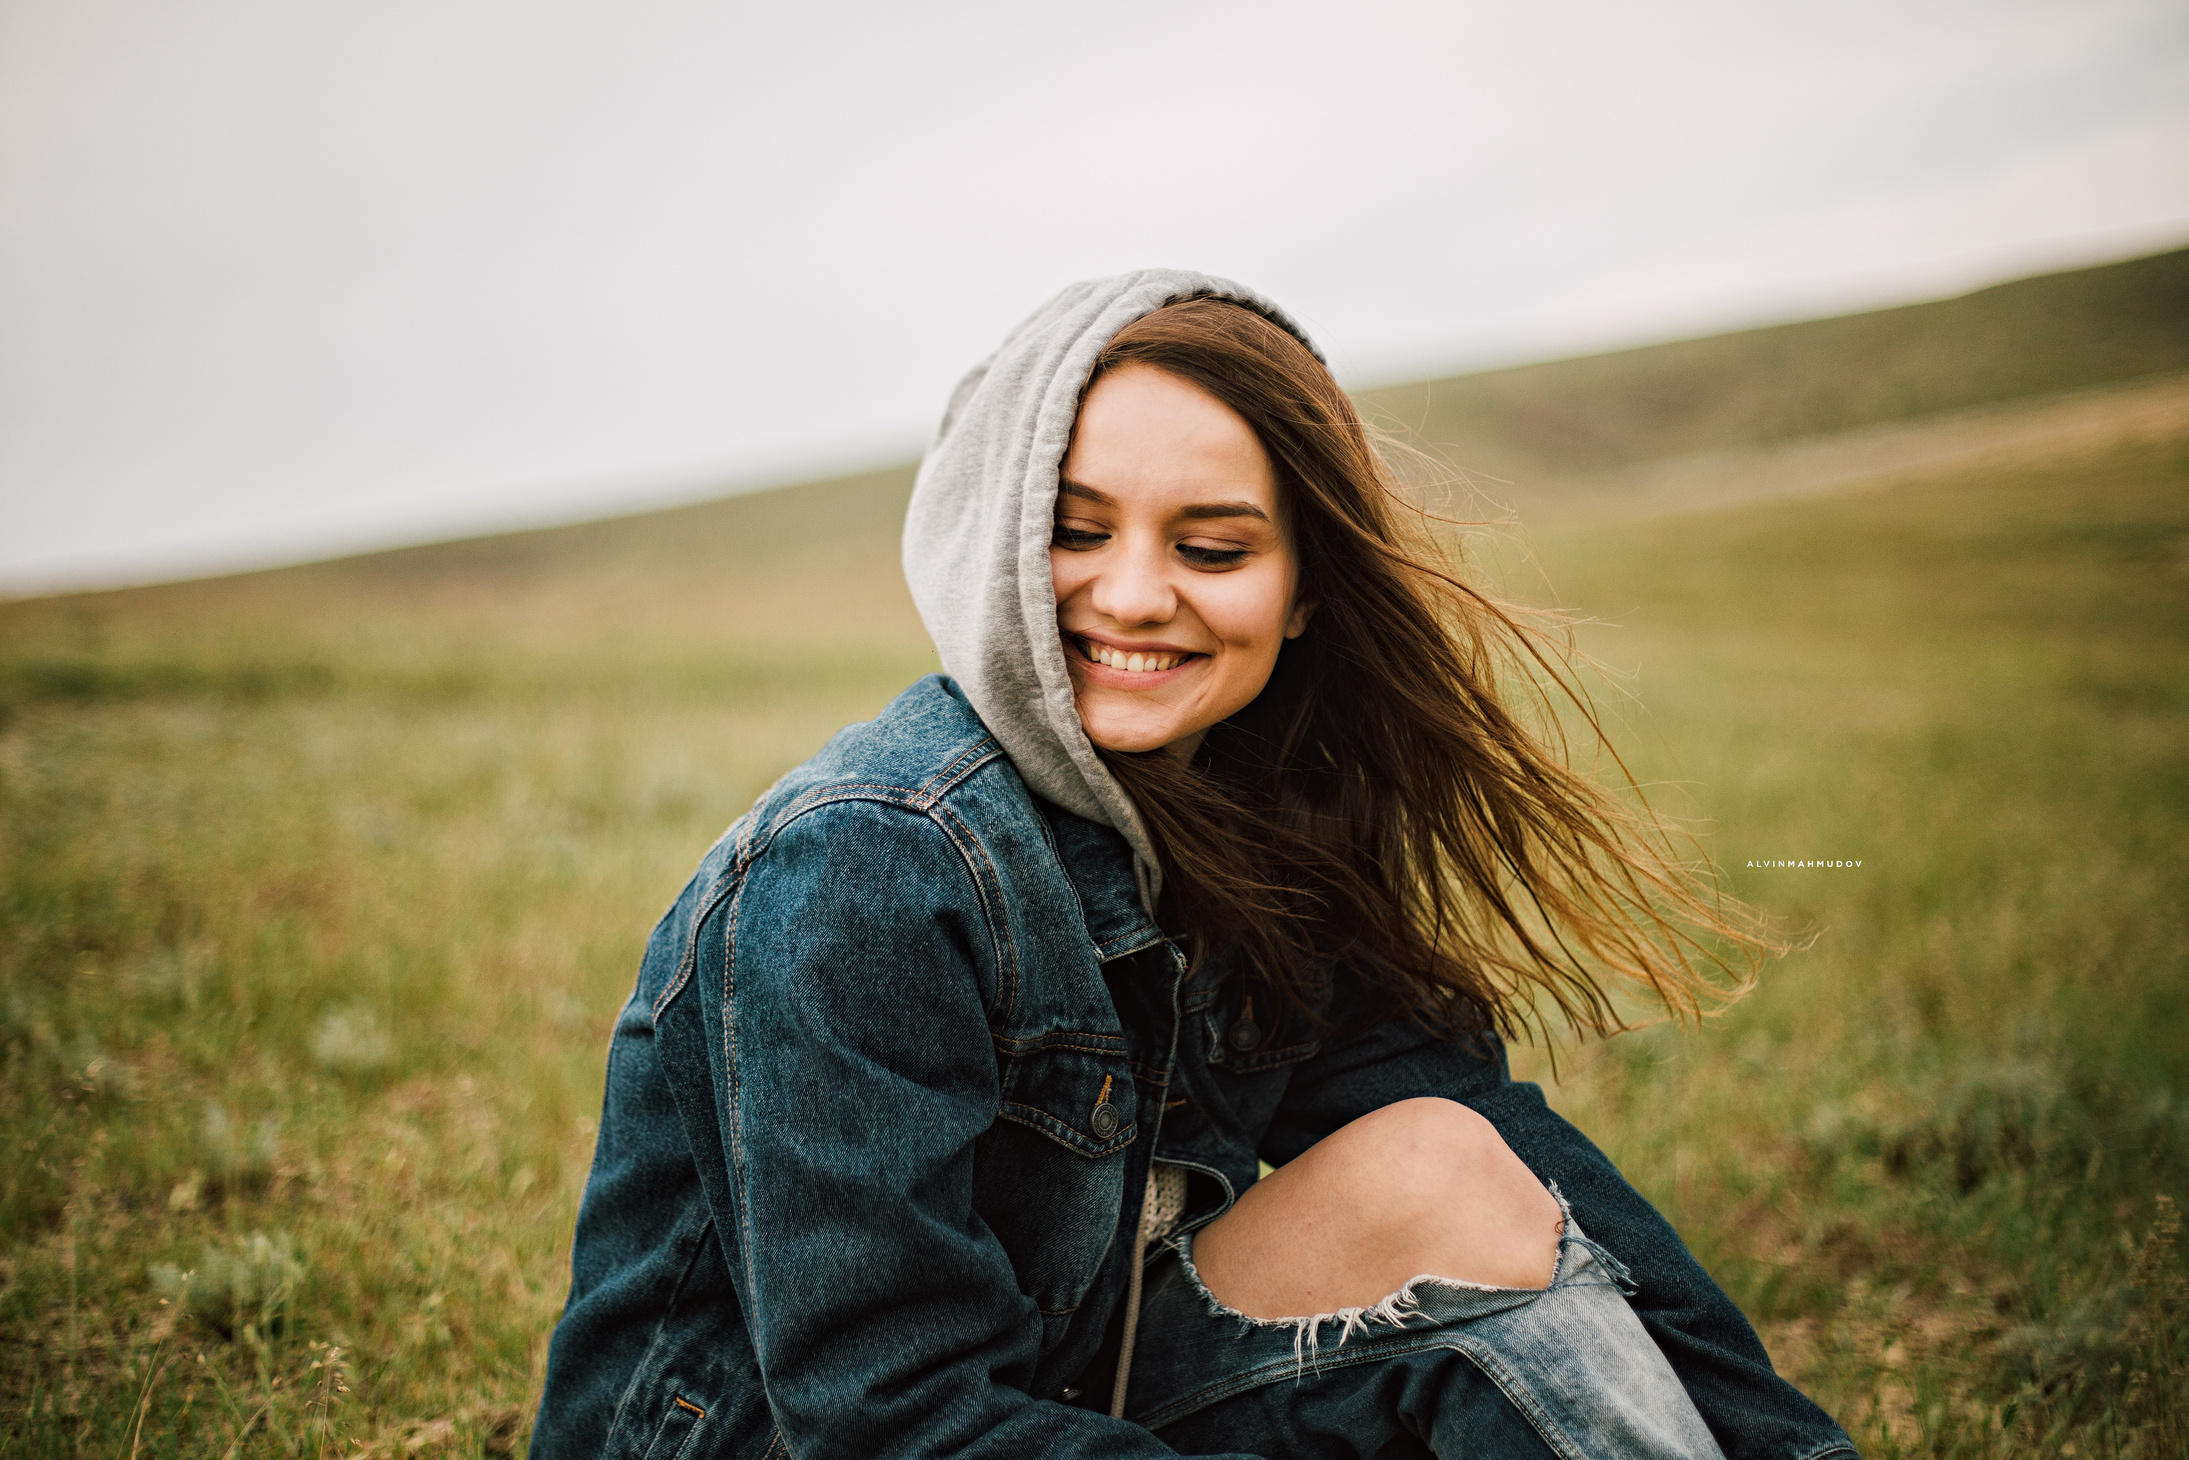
[1226,995,1262,1052]
[1090,1073,1121,1138]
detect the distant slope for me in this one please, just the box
[313,463,918,587]
[275,244,2189,588]
[1509,371,2189,531]
[16,244,2186,604]
[1357,245,2189,482]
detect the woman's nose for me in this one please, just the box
[1088,542,1177,627]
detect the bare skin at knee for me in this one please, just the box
[1191,1097,1561,1320]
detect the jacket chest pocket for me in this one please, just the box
[996,1034,1140,1154]
[1204,984,1321,1076]
[973,1036,1139,1316]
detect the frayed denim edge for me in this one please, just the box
[1167,1181,1634,1372]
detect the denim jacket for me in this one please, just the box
[533,676,1855,1460]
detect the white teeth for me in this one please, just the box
[1083,640,1185,673]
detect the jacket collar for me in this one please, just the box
[1036,799,1167,963]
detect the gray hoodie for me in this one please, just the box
[900,270,1322,910]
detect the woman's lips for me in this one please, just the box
[1068,634,1202,679]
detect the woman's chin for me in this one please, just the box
[1080,712,1199,757]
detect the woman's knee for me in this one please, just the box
[1310,1097,1515,1192]
[1193,1098,1562,1317]
[1319,1099,1560,1258]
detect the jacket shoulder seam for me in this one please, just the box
[912,735,1004,804]
[738,783,1018,1026]
[721,874,767,1312]
[923,796,1020,1024]
[657,812,758,1022]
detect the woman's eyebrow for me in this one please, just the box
[1178,502,1270,523]
[1056,480,1271,525]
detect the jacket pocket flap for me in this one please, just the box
[995,1035,1137,1157]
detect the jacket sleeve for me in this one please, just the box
[1258,981,1857,1460]
[713,800,1253,1460]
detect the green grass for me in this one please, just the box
[3,290,2186,1450]
[1498,432,2189,1454]
[0,514,941,1456]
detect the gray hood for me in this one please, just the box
[901,269,1323,911]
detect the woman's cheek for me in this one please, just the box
[1049,552,1088,605]
[1206,571,1294,654]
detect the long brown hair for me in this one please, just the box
[1088,297,1770,1043]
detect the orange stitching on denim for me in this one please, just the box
[934,802,1007,922]
[721,875,769,1316]
[1094,929,1163,959]
[991,1035,1130,1057]
[663,864,744,1020]
[914,737,1000,803]
[764,781,925,838]
[673,1396,706,1417]
[929,800,1020,1023]
[915,747,975,803]
[997,1101,1135,1151]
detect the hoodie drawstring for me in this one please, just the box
[1110,1162,1188,1418]
[1108,1230,1149,1418]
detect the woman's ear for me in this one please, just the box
[1284,597,1318,639]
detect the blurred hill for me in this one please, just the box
[174,241,2189,591]
[1357,244,2189,478]
[2,243,2183,679]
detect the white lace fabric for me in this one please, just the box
[1140,1162,1188,1248]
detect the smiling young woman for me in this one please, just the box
[530,273,1857,1460]
[1052,361,1313,759]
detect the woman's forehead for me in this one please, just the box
[1063,365,1276,512]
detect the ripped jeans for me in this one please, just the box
[1111,1201,1729,1460]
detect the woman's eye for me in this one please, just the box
[1051,524,1108,550]
[1179,544,1251,568]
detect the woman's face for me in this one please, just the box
[1051,363,1311,758]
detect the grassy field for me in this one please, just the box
[3,256,2186,1455]
[1505,428,2189,1454]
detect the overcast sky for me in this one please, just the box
[3,0,2185,593]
